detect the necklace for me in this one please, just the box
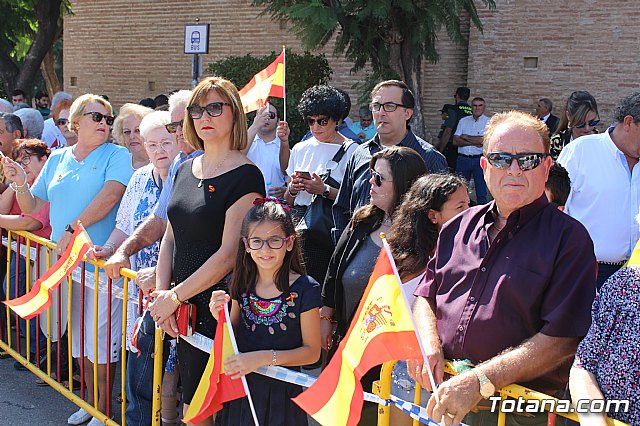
[197,151,231,188]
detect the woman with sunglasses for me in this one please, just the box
[550,91,600,160]
[321,146,426,425]
[41,98,77,149]
[112,103,154,170]
[2,93,132,426]
[285,85,359,283]
[148,77,264,426]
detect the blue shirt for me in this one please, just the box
[332,130,448,242]
[349,121,377,143]
[152,150,204,221]
[31,143,133,244]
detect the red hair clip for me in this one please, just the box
[252,197,291,211]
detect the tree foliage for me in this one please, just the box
[253,0,496,138]
[208,49,333,143]
[0,0,71,97]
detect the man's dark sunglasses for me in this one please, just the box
[306,117,329,127]
[574,119,600,129]
[56,118,69,126]
[187,102,231,119]
[485,152,547,171]
[165,120,183,133]
[83,112,115,126]
[369,102,408,112]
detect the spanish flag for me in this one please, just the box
[4,224,92,320]
[239,50,285,113]
[293,241,424,426]
[183,306,247,423]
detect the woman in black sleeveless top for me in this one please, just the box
[150,77,264,425]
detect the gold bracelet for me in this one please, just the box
[320,315,336,323]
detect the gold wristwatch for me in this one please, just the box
[473,369,495,399]
[170,289,182,305]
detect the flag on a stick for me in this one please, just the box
[183,306,248,423]
[4,224,92,320]
[239,50,285,113]
[293,240,424,426]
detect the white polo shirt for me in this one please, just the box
[246,133,286,194]
[557,129,640,262]
[454,114,489,156]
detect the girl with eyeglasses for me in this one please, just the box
[148,77,264,426]
[550,91,600,160]
[284,85,359,283]
[2,93,133,426]
[320,146,426,425]
[208,198,320,425]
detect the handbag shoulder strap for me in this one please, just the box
[330,140,356,165]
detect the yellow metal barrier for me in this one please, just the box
[0,230,164,426]
[375,361,630,426]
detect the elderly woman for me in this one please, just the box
[148,77,264,426]
[550,91,599,160]
[2,94,132,426]
[41,98,77,149]
[88,110,180,426]
[113,103,154,170]
[284,85,359,282]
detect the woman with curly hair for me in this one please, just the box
[285,85,359,282]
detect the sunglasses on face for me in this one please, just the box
[56,118,69,126]
[83,111,115,126]
[187,102,231,119]
[574,119,600,129]
[306,117,330,127]
[165,120,183,133]
[370,168,391,187]
[145,139,174,153]
[369,102,407,112]
[485,152,547,171]
[243,236,292,250]
[267,112,276,120]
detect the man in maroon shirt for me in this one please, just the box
[409,111,597,426]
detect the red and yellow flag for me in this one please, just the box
[183,307,247,423]
[239,50,285,113]
[4,224,92,320]
[293,243,423,426]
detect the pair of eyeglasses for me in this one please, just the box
[306,117,329,127]
[369,102,408,113]
[187,102,231,119]
[165,120,183,133]
[56,118,69,126]
[243,236,292,250]
[145,140,174,153]
[83,111,115,126]
[17,154,36,166]
[574,119,600,129]
[370,169,391,187]
[485,152,547,171]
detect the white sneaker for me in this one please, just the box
[87,418,104,426]
[68,408,91,425]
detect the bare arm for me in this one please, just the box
[86,227,128,260]
[0,188,15,214]
[243,106,269,155]
[569,366,608,426]
[453,134,484,147]
[408,297,445,391]
[2,157,46,214]
[0,214,44,232]
[277,121,291,174]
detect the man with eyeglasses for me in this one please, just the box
[453,97,489,205]
[332,80,447,242]
[410,111,596,426]
[244,103,290,198]
[558,92,640,289]
[104,90,199,281]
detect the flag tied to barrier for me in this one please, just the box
[4,224,92,320]
[184,305,249,424]
[239,50,285,113]
[293,241,424,426]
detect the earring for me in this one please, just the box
[335,125,339,131]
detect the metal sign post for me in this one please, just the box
[184,19,209,87]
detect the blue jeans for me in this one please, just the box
[125,311,169,426]
[1,255,46,353]
[456,155,488,205]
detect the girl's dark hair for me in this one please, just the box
[387,173,467,279]
[297,85,346,122]
[557,91,599,132]
[351,146,427,230]
[12,139,51,161]
[230,200,306,299]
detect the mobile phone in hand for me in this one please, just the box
[295,171,312,180]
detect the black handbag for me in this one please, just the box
[295,141,354,248]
